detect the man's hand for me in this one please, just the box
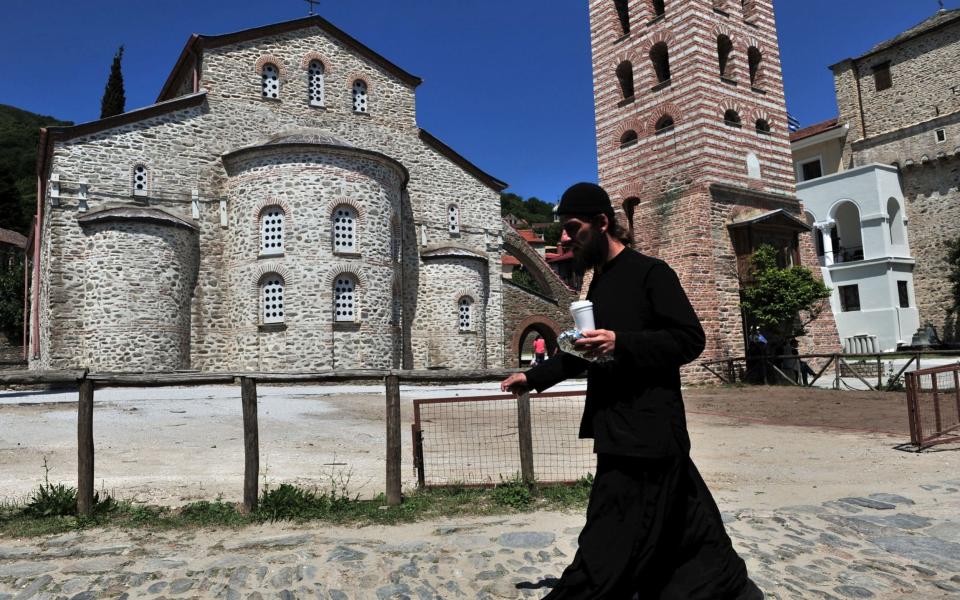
[500,373,529,396]
[575,329,616,358]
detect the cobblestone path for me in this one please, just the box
[2,479,959,599]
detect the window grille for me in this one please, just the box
[308,60,325,106]
[334,276,357,322]
[133,165,148,196]
[260,207,285,255]
[262,276,285,324]
[333,206,358,253]
[458,297,473,331]
[448,204,460,234]
[353,80,368,113]
[262,63,280,99]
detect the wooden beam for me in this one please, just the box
[385,374,402,506]
[517,391,535,487]
[240,377,259,513]
[77,378,94,517]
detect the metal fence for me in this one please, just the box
[906,364,960,450]
[412,391,594,487]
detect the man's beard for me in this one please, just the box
[572,227,609,273]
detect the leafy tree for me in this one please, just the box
[740,245,831,338]
[500,192,555,225]
[510,267,545,296]
[0,259,24,339]
[100,46,126,119]
[0,173,25,232]
[542,222,562,246]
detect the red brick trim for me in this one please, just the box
[324,266,368,289]
[300,51,331,72]
[639,30,675,56]
[255,54,288,79]
[252,264,293,293]
[253,198,292,252]
[347,73,373,93]
[647,102,681,132]
[616,183,645,203]
[612,118,645,149]
[326,197,367,222]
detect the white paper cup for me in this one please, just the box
[570,300,596,332]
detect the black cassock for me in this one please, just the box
[525,248,761,600]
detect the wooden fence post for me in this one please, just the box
[240,377,259,513]
[77,378,94,517]
[834,354,841,390]
[385,374,402,506]
[517,391,535,487]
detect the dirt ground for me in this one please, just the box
[1,384,952,512]
[683,385,909,435]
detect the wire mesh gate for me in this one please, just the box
[411,391,595,487]
[906,364,960,449]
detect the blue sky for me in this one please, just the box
[3,0,956,201]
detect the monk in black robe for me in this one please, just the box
[501,183,763,599]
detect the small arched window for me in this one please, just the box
[614,0,630,35]
[724,110,742,127]
[717,35,733,78]
[133,164,148,197]
[352,80,368,113]
[620,130,638,148]
[260,206,285,256]
[334,275,357,322]
[261,275,285,324]
[650,43,671,84]
[308,60,325,106]
[262,63,280,99]
[755,119,771,134]
[616,62,635,99]
[655,115,675,134]
[652,0,666,17]
[748,47,762,87]
[332,205,358,254]
[458,297,474,332]
[448,204,460,234]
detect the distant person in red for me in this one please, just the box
[501,183,763,599]
[533,336,547,365]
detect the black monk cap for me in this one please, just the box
[556,182,614,218]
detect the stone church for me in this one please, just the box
[28,15,508,372]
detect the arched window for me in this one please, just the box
[650,43,671,84]
[755,119,771,134]
[748,47,762,87]
[352,80,368,113]
[833,201,864,263]
[261,275,285,324]
[652,0,666,17]
[623,197,640,242]
[332,205,358,254]
[614,0,630,35]
[308,60,325,106]
[887,197,906,247]
[620,130,638,148]
[655,115,675,134]
[717,35,733,78]
[334,275,358,323]
[260,206,285,256]
[448,204,460,234]
[724,109,742,127]
[458,297,474,332]
[262,63,280,99]
[133,164,148,197]
[616,62,635,99]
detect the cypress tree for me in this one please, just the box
[100,45,126,119]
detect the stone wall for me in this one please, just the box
[32,21,505,371]
[502,281,571,368]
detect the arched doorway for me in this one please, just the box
[510,316,561,368]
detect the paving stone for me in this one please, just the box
[839,497,896,511]
[327,546,366,562]
[496,532,555,549]
[146,581,167,593]
[11,575,52,599]
[870,536,960,571]
[222,534,315,551]
[0,564,56,578]
[168,578,194,593]
[67,593,95,600]
[833,585,874,598]
[867,493,915,506]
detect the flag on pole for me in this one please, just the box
[787,113,801,132]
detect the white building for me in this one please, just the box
[795,160,919,352]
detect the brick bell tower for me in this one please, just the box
[589,0,838,377]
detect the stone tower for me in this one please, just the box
[589,0,838,376]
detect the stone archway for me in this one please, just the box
[510,315,562,368]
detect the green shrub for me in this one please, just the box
[22,482,77,518]
[180,499,243,526]
[490,475,533,510]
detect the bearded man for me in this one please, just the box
[501,183,763,599]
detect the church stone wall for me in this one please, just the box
[32,21,505,372]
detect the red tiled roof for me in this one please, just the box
[518,229,545,244]
[789,118,840,143]
[502,255,521,266]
